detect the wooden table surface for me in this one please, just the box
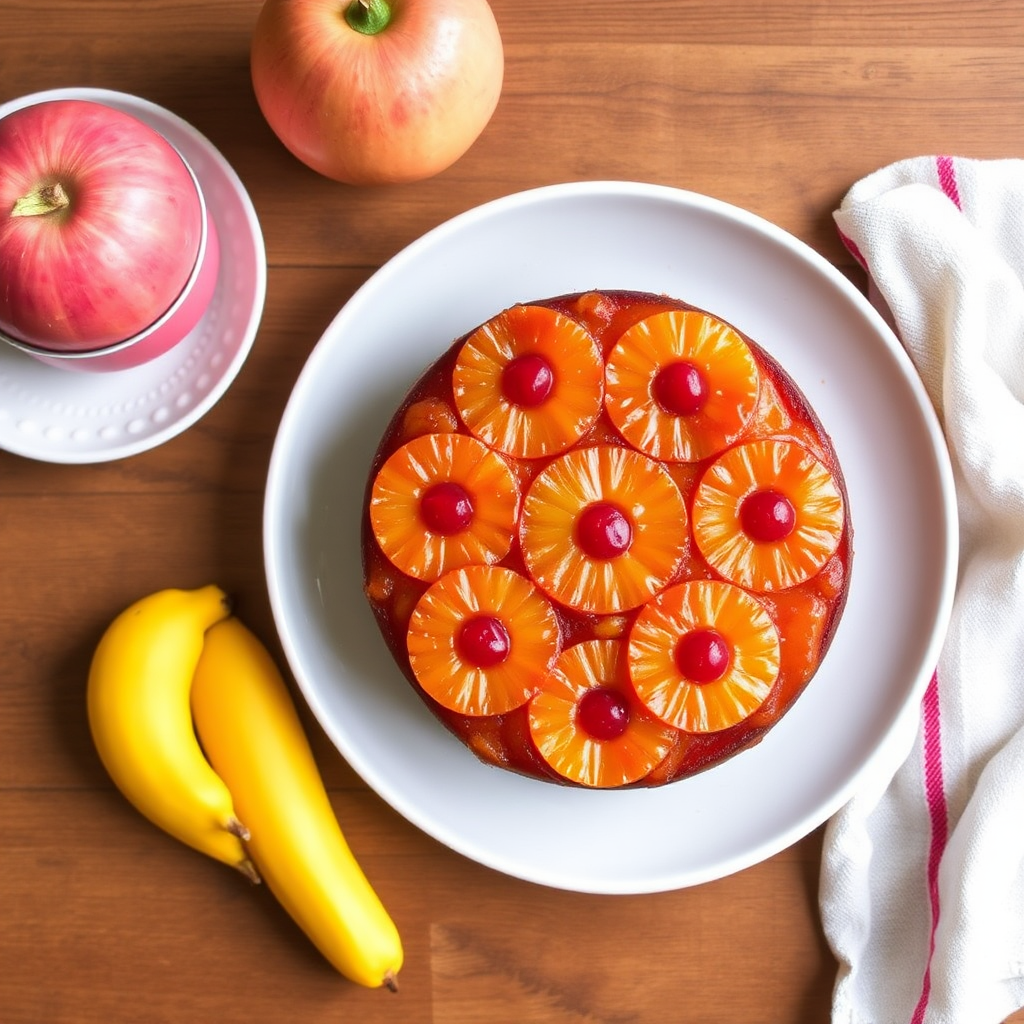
[3,2,1022,1021]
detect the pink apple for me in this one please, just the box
[0,99,204,352]
[250,0,504,185]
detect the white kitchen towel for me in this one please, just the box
[820,156,1024,1024]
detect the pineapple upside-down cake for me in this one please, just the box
[362,290,851,788]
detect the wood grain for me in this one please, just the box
[1,1,1022,1021]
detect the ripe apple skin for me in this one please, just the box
[250,0,504,185]
[0,99,204,352]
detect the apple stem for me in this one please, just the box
[11,181,71,218]
[344,0,391,34]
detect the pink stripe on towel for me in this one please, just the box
[909,156,958,1024]
[910,671,949,1024]
[937,155,963,210]
[838,227,868,270]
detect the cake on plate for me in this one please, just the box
[362,290,851,788]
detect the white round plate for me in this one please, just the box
[264,181,957,894]
[0,88,266,463]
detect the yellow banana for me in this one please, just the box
[87,585,257,882]
[190,616,404,990]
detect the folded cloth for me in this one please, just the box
[820,156,1024,1024]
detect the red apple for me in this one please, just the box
[250,0,504,185]
[0,99,204,352]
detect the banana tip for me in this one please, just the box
[237,858,262,885]
[383,970,399,993]
[226,816,251,842]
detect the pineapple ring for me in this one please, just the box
[407,565,561,716]
[453,304,605,459]
[370,433,519,582]
[519,444,688,614]
[604,310,760,462]
[628,580,781,733]
[528,639,679,788]
[692,439,845,591]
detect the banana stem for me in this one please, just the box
[225,817,260,882]
[383,970,399,993]
[226,816,251,842]
[236,858,262,885]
